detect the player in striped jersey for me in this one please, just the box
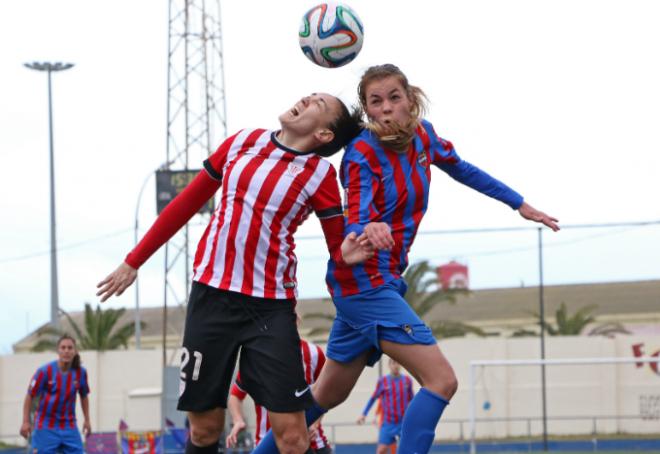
[226,339,332,453]
[357,358,413,454]
[20,334,91,453]
[97,93,371,454]
[253,65,559,454]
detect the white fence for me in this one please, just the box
[2,336,660,447]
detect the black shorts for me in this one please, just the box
[177,282,313,413]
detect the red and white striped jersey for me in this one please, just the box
[192,128,344,299]
[230,339,330,449]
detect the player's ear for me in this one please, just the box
[315,128,334,145]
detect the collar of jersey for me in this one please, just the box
[271,131,317,156]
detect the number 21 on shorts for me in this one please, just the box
[179,347,203,396]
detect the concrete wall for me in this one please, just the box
[2,336,659,446]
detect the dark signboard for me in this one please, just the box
[155,169,215,214]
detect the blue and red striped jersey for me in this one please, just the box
[362,374,414,424]
[326,120,523,297]
[28,361,90,429]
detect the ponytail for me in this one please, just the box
[71,353,81,370]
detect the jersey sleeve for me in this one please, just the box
[230,372,247,400]
[362,378,384,416]
[203,130,242,181]
[79,368,90,398]
[423,120,524,210]
[312,345,327,382]
[310,165,349,266]
[341,143,379,236]
[124,170,221,268]
[27,369,46,397]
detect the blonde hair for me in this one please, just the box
[357,64,428,151]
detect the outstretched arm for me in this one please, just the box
[96,170,220,302]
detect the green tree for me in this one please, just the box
[403,260,486,338]
[32,303,145,351]
[529,302,630,337]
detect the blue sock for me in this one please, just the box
[250,401,327,454]
[397,388,449,454]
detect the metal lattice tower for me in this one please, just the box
[163,0,227,359]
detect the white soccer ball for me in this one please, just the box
[298,2,364,68]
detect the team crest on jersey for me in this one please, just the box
[417,151,428,167]
[287,162,304,177]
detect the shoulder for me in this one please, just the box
[219,128,271,153]
[346,129,379,154]
[32,362,49,377]
[419,119,454,149]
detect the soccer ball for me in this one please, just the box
[299,2,364,68]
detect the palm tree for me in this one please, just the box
[403,260,486,338]
[32,303,145,351]
[529,302,630,337]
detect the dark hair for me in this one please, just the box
[357,63,428,151]
[57,334,81,370]
[314,98,363,157]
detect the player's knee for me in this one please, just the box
[445,372,459,398]
[189,418,222,446]
[276,428,309,454]
[426,367,458,399]
[440,369,458,399]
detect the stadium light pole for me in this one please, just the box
[133,171,155,350]
[538,227,549,451]
[24,61,74,330]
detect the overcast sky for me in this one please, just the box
[1,0,659,354]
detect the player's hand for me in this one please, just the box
[96,262,138,302]
[518,202,560,232]
[356,415,366,425]
[363,222,394,250]
[341,232,375,265]
[20,421,31,439]
[225,420,246,448]
[83,420,92,437]
[308,420,320,439]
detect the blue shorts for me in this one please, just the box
[32,428,83,454]
[378,422,402,445]
[326,278,436,366]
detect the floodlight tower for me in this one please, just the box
[163,0,227,353]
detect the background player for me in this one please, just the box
[20,334,91,454]
[357,358,413,454]
[97,92,369,454]
[226,336,332,454]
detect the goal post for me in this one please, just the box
[468,356,660,454]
